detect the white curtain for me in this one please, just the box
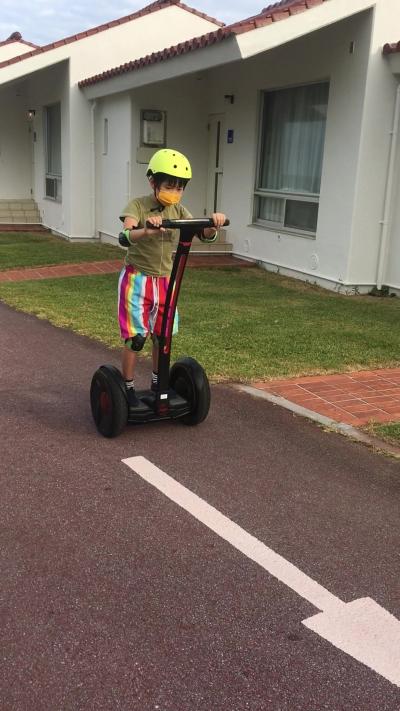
[46,103,62,177]
[259,82,329,195]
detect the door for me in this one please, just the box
[29,123,35,199]
[206,114,225,215]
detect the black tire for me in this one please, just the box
[90,366,128,438]
[169,356,210,425]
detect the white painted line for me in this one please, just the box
[123,455,341,613]
[122,456,400,688]
[304,598,400,688]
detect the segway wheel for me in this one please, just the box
[90,366,128,438]
[169,356,210,425]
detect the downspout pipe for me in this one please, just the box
[90,100,97,239]
[376,83,400,290]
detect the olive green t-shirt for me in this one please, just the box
[119,194,192,276]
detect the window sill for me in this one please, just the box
[43,196,62,204]
[247,223,316,240]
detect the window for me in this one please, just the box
[44,103,62,200]
[254,82,329,234]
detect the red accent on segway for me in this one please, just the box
[163,256,187,355]
[157,401,170,416]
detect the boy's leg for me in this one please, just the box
[122,347,137,381]
[118,267,152,403]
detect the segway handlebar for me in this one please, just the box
[146,218,230,229]
[118,218,229,247]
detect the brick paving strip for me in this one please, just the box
[252,370,400,426]
[0,255,253,283]
[0,260,123,282]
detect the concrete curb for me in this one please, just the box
[236,385,400,460]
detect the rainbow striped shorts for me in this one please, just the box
[118,266,179,341]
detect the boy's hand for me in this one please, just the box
[145,215,166,234]
[201,213,226,242]
[212,213,226,228]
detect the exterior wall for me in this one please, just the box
[23,62,70,234]
[130,80,209,217]
[95,77,209,243]
[65,4,221,240]
[92,10,378,292]
[347,0,400,291]
[3,1,397,294]
[0,83,32,198]
[386,136,400,291]
[95,94,132,241]
[0,5,220,238]
[374,15,400,293]
[201,11,373,292]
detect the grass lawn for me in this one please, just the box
[0,231,122,270]
[363,422,400,446]
[0,265,399,383]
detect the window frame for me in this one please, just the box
[253,81,329,236]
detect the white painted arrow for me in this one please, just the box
[122,456,400,688]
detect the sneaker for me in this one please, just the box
[126,387,140,408]
[151,372,158,392]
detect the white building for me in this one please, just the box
[1,0,400,295]
[0,0,222,236]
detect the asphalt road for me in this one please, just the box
[1,301,399,711]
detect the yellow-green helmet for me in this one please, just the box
[147,148,192,180]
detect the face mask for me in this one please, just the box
[157,189,182,207]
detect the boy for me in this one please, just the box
[118,148,226,406]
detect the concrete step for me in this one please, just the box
[0,199,41,224]
[0,217,41,224]
[0,224,49,232]
[0,211,40,219]
[189,240,232,254]
[0,199,38,208]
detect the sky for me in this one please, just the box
[0,1,266,46]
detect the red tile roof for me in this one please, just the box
[79,0,328,88]
[0,0,223,71]
[0,32,39,50]
[383,42,400,55]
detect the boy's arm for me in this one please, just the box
[179,204,214,240]
[122,216,164,243]
[119,197,164,243]
[201,212,227,242]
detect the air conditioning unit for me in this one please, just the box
[45,177,62,200]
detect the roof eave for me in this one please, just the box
[81,34,241,100]
[0,0,222,79]
[236,0,376,60]
[80,0,377,97]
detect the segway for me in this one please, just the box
[90,217,230,438]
